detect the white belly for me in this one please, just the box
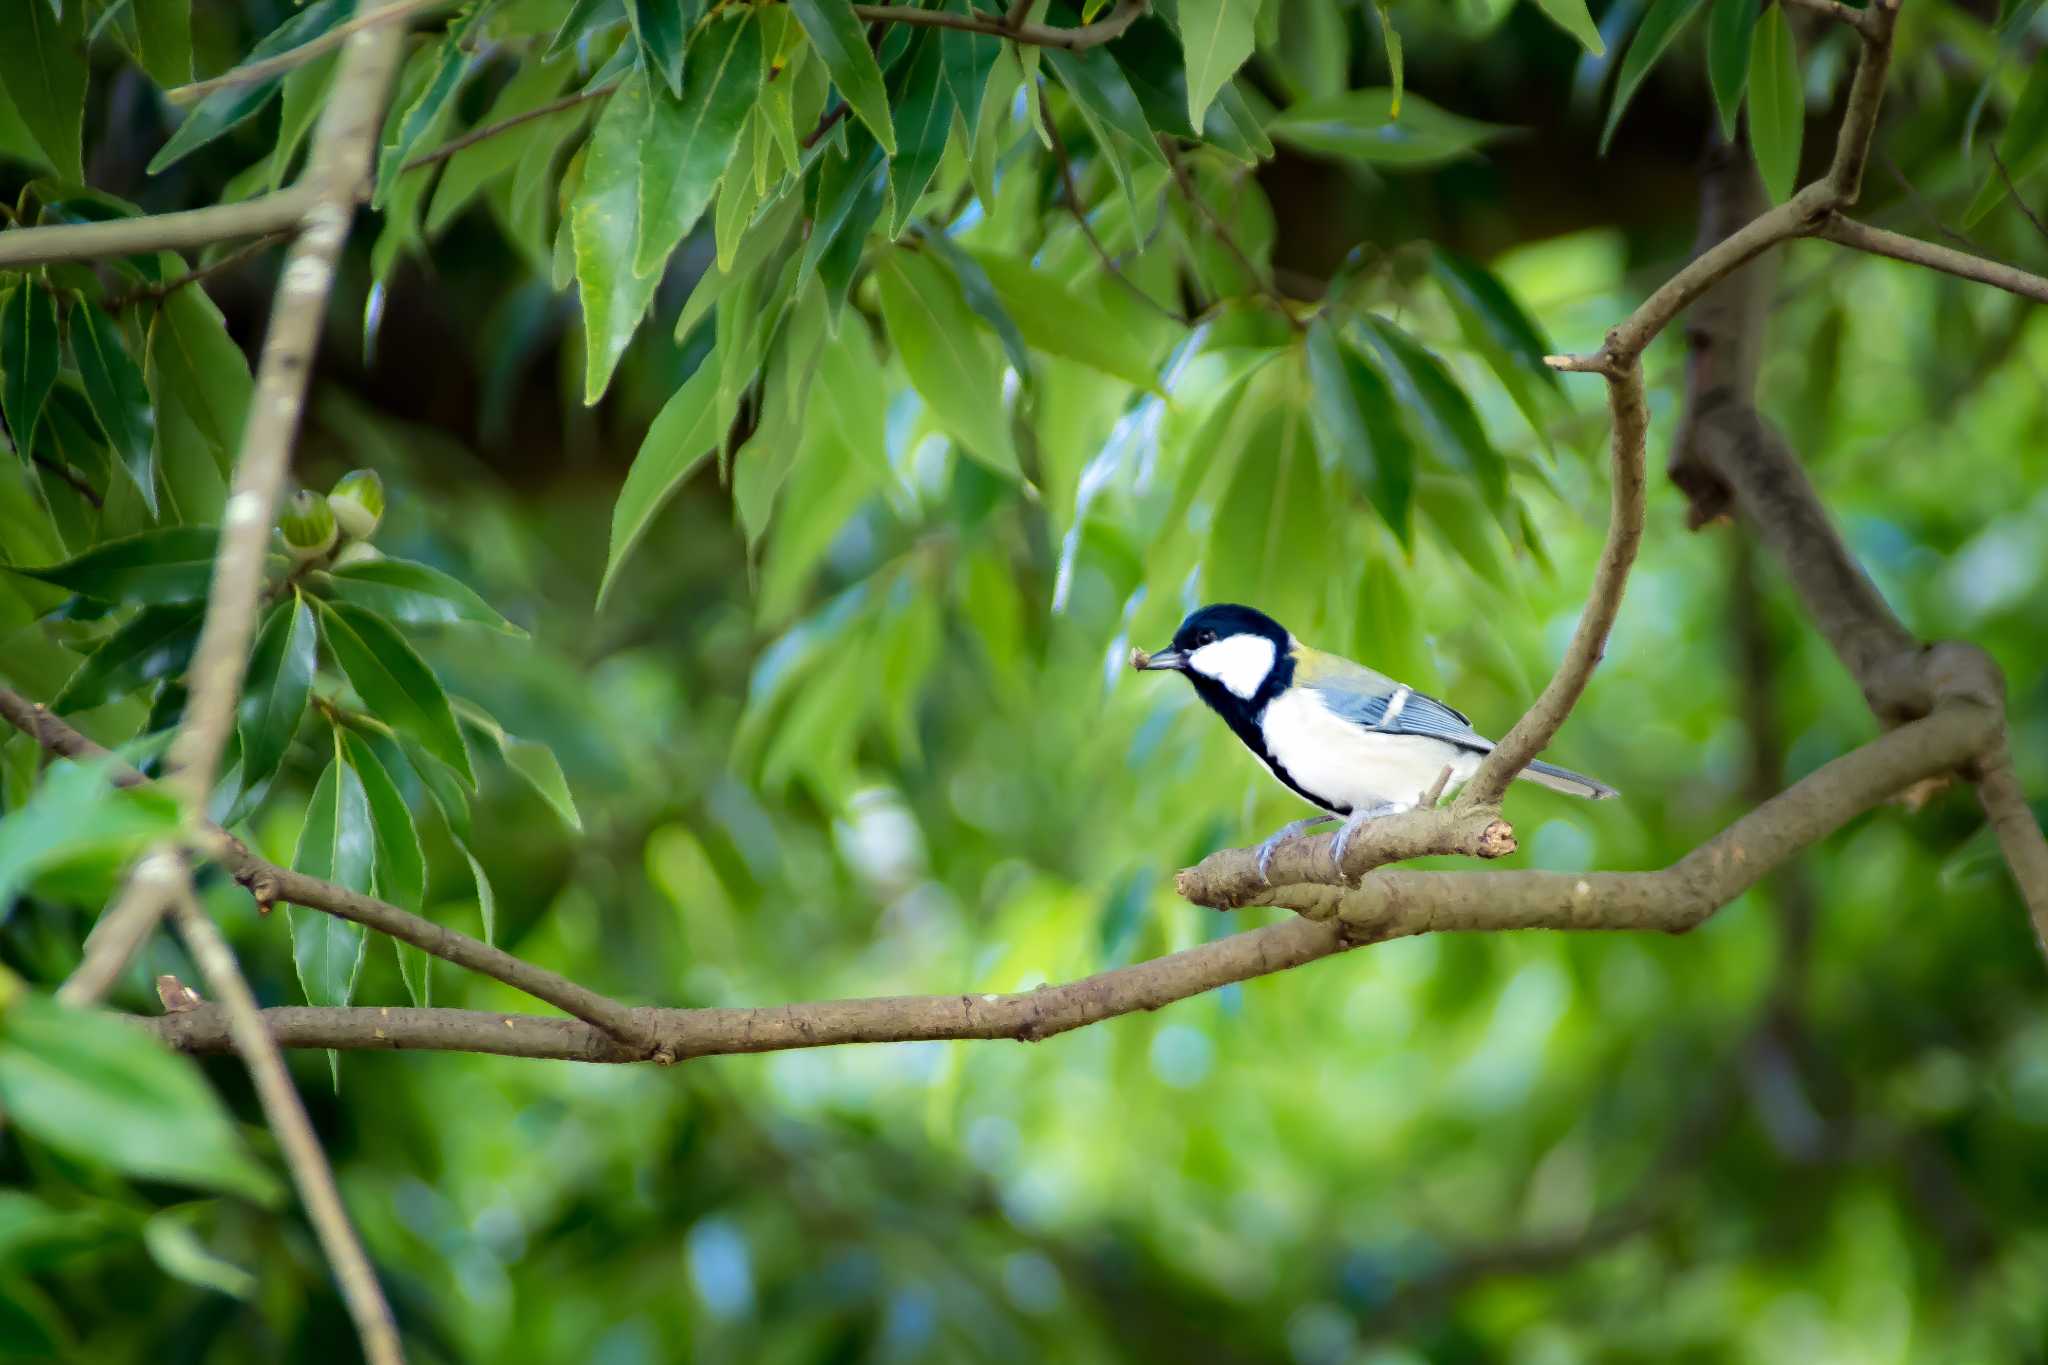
[1256,688,1485,813]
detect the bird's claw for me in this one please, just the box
[1254,815,1335,884]
[1328,804,1400,879]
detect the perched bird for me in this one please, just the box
[1133,603,1616,879]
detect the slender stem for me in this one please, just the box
[846,0,1147,49]
[1815,215,2048,306]
[165,0,449,106]
[103,232,293,311]
[401,82,616,174]
[168,894,403,1365]
[1042,98,1191,327]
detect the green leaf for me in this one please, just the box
[1707,0,1757,142]
[573,71,663,403]
[969,251,1163,391]
[1428,245,1562,443]
[599,348,723,609]
[313,558,522,635]
[1418,475,1512,591]
[146,288,252,461]
[131,0,194,89]
[0,989,279,1203]
[1748,2,1803,204]
[1601,0,1708,155]
[144,1207,257,1300]
[887,32,955,237]
[1180,0,1259,132]
[0,0,86,181]
[455,834,494,945]
[146,0,349,173]
[627,0,695,96]
[1268,89,1507,166]
[1964,55,2048,226]
[917,233,1032,378]
[0,283,59,461]
[52,604,202,714]
[798,124,887,312]
[375,30,475,207]
[0,757,179,910]
[1305,321,1414,544]
[1356,316,1508,514]
[1533,0,1607,55]
[939,0,1001,139]
[789,0,897,155]
[503,738,583,833]
[67,294,157,515]
[340,730,424,915]
[8,527,218,605]
[873,248,1019,477]
[236,594,315,792]
[637,10,764,275]
[425,57,579,234]
[1372,0,1403,117]
[317,601,474,787]
[1205,397,1324,629]
[287,746,373,1010]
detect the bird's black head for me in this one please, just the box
[1132,603,1294,729]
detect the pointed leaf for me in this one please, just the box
[887,32,955,236]
[0,0,86,181]
[1708,0,1757,142]
[236,594,315,791]
[939,0,1001,139]
[1180,0,1259,132]
[918,233,1032,378]
[599,348,723,608]
[52,603,203,714]
[1534,0,1606,54]
[287,747,373,1009]
[789,0,897,155]
[147,288,251,461]
[1748,2,1803,203]
[969,251,1163,391]
[146,0,348,173]
[1964,55,2048,226]
[1356,316,1508,513]
[455,834,494,945]
[0,283,59,460]
[573,71,662,403]
[67,294,157,515]
[313,558,522,635]
[9,527,219,605]
[503,738,582,832]
[340,731,424,913]
[1269,89,1506,166]
[1305,321,1414,544]
[375,30,475,207]
[1600,0,1708,155]
[1428,245,1562,442]
[873,248,1018,477]
[636,10,764,275]
[627,0,694,96]
[317,601,474,787]
[132,0,194,89]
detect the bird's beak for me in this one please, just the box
[1130,647,1187,672]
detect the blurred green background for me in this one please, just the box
[4,0,2048,1360]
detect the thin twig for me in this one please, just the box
[801,100,852,150]
[1161,140,1297,325]
[1988,145,2048,245]
[31,454,103,507]
[1042,101,1191,326]
[847,0,1147,49]
[103,232,292,311]
[401,81,616,174]
[167,893,402,1364]
[1814,214,2048,306]
[165,0,448,106]
[1782,0,1880,34]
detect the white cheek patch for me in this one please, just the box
[1188,635,1276,700]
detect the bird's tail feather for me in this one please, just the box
[1515,758,1618,800]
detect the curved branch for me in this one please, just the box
[848,0,1148,49]
[142,695,1998,1062]
[1812,215,2048,307]
[164,0,448,106]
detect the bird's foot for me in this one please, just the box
[1329,803,1404,879]
[1255,815,1336,883]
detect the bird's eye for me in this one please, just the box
[1196,630,1216,646]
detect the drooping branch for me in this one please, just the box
[1812,215,2048,306]
[140,689,1998,1062]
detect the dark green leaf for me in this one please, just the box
[314,558,522,635]
[8,527,218,605]
[67,294,157,515]
[288,746,374,1010]
[236,593,315,791]
[1356,316,1508,513]
[1708,0,1757,141]
[888,33,955,236]
[1428,245,1562,443]
[637,10,764,274]
[317,601,474,787]
[0,0,86,181]
[1,283,60,462]
[800,124,887,312]
[627,0,696,96]
[1268,89,1506,166]
[145,288,251,462]
[0,990,278,1203]
[131,0,194,89]
[1600,0,1708,155]
[425,57,579,234]
[375,29,476,207]
[146,0,348,173]
[52,603,201,713]
[572,71,662,403]
[1180,0,1258,132]
[939,0,1001,139]
[600,348,723,608]
[1534,0,1607,54]
[789,0,897,155]
[873,247,1019,477]
[1305,321,1415,544]
[1748,2,1802,203]
[1964,55,2048,226]
[549,0,623,59]
[340,731,424,913]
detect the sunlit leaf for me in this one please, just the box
[1533,0,1606,54]
[873,247,1019,477]
[637,8,763,275]
[1305,321,1414,544]
[1206,397,1324,628]
[1601,0,1708,154]
[789,0,897,154]
[1269,89,1507,166]
[1428,245,1563,444]
[627,0,694,96]
[1180,0,1259,132]
[143,1207,256,1300]
[887,32,955,236]
[314,558,523,635]
[0,758,179,911]
[1355,316,1508,514]
[146,0,348,173]
[599,349,722,609]
[969,252,1163,391]
[503,738,583,833]
[317,601,474,787]
[573,71,662,403]
[1748,2,1803,203]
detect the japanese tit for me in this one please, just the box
[1134,603,1616,879]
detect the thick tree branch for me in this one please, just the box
[0,191,318,270]
[143,693,1998,1063]
[1812,215,2048,307]
[166,893,400,1365]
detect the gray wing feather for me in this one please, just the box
[1301,671,1493,754]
